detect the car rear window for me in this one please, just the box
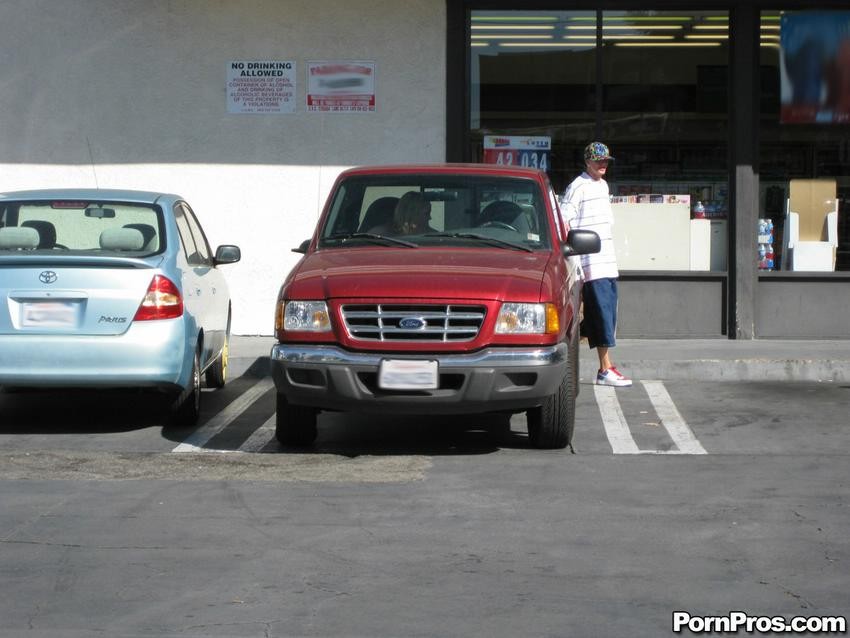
[320,174,552,250]
[0,201,163,255]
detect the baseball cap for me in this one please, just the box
[584,141,614,162]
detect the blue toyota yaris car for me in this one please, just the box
[0,189,241,425]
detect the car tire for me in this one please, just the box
[527,356,575,450]
[169,347,201,427]
[275,393,317,446]
[205,332,229,389]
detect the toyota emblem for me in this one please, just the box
[39,270,58,284]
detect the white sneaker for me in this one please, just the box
[596,367,632,387]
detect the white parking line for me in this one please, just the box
[593,385,640,454]
[641,380,707,455]
[239,414,276,452]
[171,378,274,453]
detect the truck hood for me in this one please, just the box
[287,248,552,302]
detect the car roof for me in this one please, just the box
[336,163,547,180]
[0,188,181,205]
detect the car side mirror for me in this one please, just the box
[214,244,241,265]
[562,229,601,257]
[292,239,311,254]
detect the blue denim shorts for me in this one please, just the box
[581,278,618,349]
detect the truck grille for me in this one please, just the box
[341,304,486,342]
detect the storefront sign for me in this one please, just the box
[227,60,296,114]
[482,136,551,171]
[307,61,376,112]
[780,12,850,124]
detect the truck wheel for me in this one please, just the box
[527,363,575,449]
[275,393,317,446]
[169,347,201,427]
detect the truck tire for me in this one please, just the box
[275,393,317,446]
[527,361,575,449]
[570,330,580,398]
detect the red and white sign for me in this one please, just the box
[307,61,376,112]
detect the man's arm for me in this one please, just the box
[560,182,583,227]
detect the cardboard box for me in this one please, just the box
[791,243,837,272]
[789,178,837,241]
[784,179,839,271]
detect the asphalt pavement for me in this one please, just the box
[231,335,850,384]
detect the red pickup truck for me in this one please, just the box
[270,164,599,449]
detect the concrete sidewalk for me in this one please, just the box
[581,338,850,383]
[230,336,850,383]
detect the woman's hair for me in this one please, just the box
[393,191,431,234]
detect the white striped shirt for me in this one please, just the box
[560,172,619,281]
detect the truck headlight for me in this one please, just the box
[495,302,558,334]
[283,300,331,332]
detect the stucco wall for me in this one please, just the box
[0,0,447,334]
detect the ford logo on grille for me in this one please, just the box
[399,317,426,330]
[39,270,58,284]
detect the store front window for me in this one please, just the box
[470,9,730,272]
[759,10,850,273]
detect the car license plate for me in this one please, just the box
[378,359,439,390]
[21,301,78,328]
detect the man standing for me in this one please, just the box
[560,141,632,387]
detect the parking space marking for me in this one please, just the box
[239,414,276,452]
[169,378,706,457]
[593,381,707,455]
[593,385,641,454]
[171,378,274,453]
[642,380,707,455]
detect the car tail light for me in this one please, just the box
[133,275,183,321]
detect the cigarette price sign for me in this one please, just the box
[483,136,551,172]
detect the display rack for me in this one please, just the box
[611,180,728,219]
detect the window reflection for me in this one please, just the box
[470,9,730,272]
[760,10,850,272]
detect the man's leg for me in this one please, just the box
[597,346,612,372]
[590,279,631,387]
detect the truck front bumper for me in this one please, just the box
[270,343,568,415]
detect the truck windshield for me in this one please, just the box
[319,174,551,250]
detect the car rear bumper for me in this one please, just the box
[270,342,568,414]
[0,320,190,389]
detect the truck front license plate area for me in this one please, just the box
[378,359,439,390]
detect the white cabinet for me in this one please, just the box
[612,202,691,270]
[611,202,726,271]
[709,220,727,271]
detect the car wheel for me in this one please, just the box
[205,332,229,389]
[169,347,201,426]
[275,392,317,446]
[527,359,575,450]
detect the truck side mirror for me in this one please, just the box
[562,229,601,257]
[292,239,311,254]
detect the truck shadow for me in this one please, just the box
[275,412,535,456]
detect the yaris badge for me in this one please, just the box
[39,271,58,284]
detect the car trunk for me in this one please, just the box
[0,256,159,336]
